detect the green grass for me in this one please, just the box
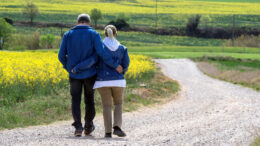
[13,26,226,47]
[131,52,260,60]
[0,68,179,130]
[251,137,260,146]
[212,60,260,70]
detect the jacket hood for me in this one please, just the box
[103,37,120,51]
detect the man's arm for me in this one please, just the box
[71,53,98,73]
[122,47,130,74]
[58,33,68,71]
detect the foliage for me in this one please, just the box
[3,17,13,25]
[6,32,41,50]
[0,18,15,49]
[23,31,41,50]
[107,13,131,30]
[40,34,55,49]
[226,35,260,48]
[186,15,201,36]
[108,13,130,30]
[125,55,155,79]
[22,2,39,24]
[90,8,102,28]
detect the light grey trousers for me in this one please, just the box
[97,87,124,133]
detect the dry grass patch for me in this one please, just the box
[197,62,260,91]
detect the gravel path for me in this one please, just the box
[1,59,260,146]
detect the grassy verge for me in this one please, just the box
[252,137,260,146]
[0,67,179,130]
[195,56,260,91]
[131,52,260,60]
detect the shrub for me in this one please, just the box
[108,19,130,30]
[26,31,40,50]
[7,31,40,50]
[3,17,13,25]
[186,15,201,36]
[0,18,15,50]
[108,13,130,30]
[40,34,55,49]
[225,35,260,48]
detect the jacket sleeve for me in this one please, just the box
[122,47,130,74]
[93,32,119,69]
[58,33,68,71]
[71,53,98,73]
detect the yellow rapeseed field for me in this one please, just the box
[0,51,155,87]
[0,0,259,15]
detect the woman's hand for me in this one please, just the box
[116,65,123,74]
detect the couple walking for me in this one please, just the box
[58,14,130,138]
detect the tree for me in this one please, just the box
[186,15,201,36]
[0,18,15,50]
[23,2,39,24]
[90,8,102,28]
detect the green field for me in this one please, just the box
[1,0,260,27]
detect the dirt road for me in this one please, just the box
[1,59,259,145]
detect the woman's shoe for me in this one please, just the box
[113,126,126,137]
[105,132,112,138]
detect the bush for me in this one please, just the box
[0,18,15,50]
[7,31,40,50]
[225,35,260,48]
[26,31,40,50]
[40,34,55,49]
[108,13,130,30]
[4,17,13,25]
[186,15,201,36]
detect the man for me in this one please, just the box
[58,14,123,137]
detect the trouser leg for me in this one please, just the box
[111,87,124,128]
[83,75,96,128]
[98,87,113,133]
[69,77,83,129]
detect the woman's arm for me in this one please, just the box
[71,53,98,73]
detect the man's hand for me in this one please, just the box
[115,65,123,74]
[71,69,76,74]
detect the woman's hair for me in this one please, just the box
[104,25,117,39]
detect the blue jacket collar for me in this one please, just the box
[72,25,93,30]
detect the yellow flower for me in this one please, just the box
[0,52,155,88]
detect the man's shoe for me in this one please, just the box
[105,133,112,138]
[113,126,126,137]
[84,125,95,135]
[74,128,83,137]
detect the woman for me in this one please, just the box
[94,25,130,138]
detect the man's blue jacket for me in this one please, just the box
[58,25,119,79]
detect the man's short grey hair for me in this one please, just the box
[77,14,91,23]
